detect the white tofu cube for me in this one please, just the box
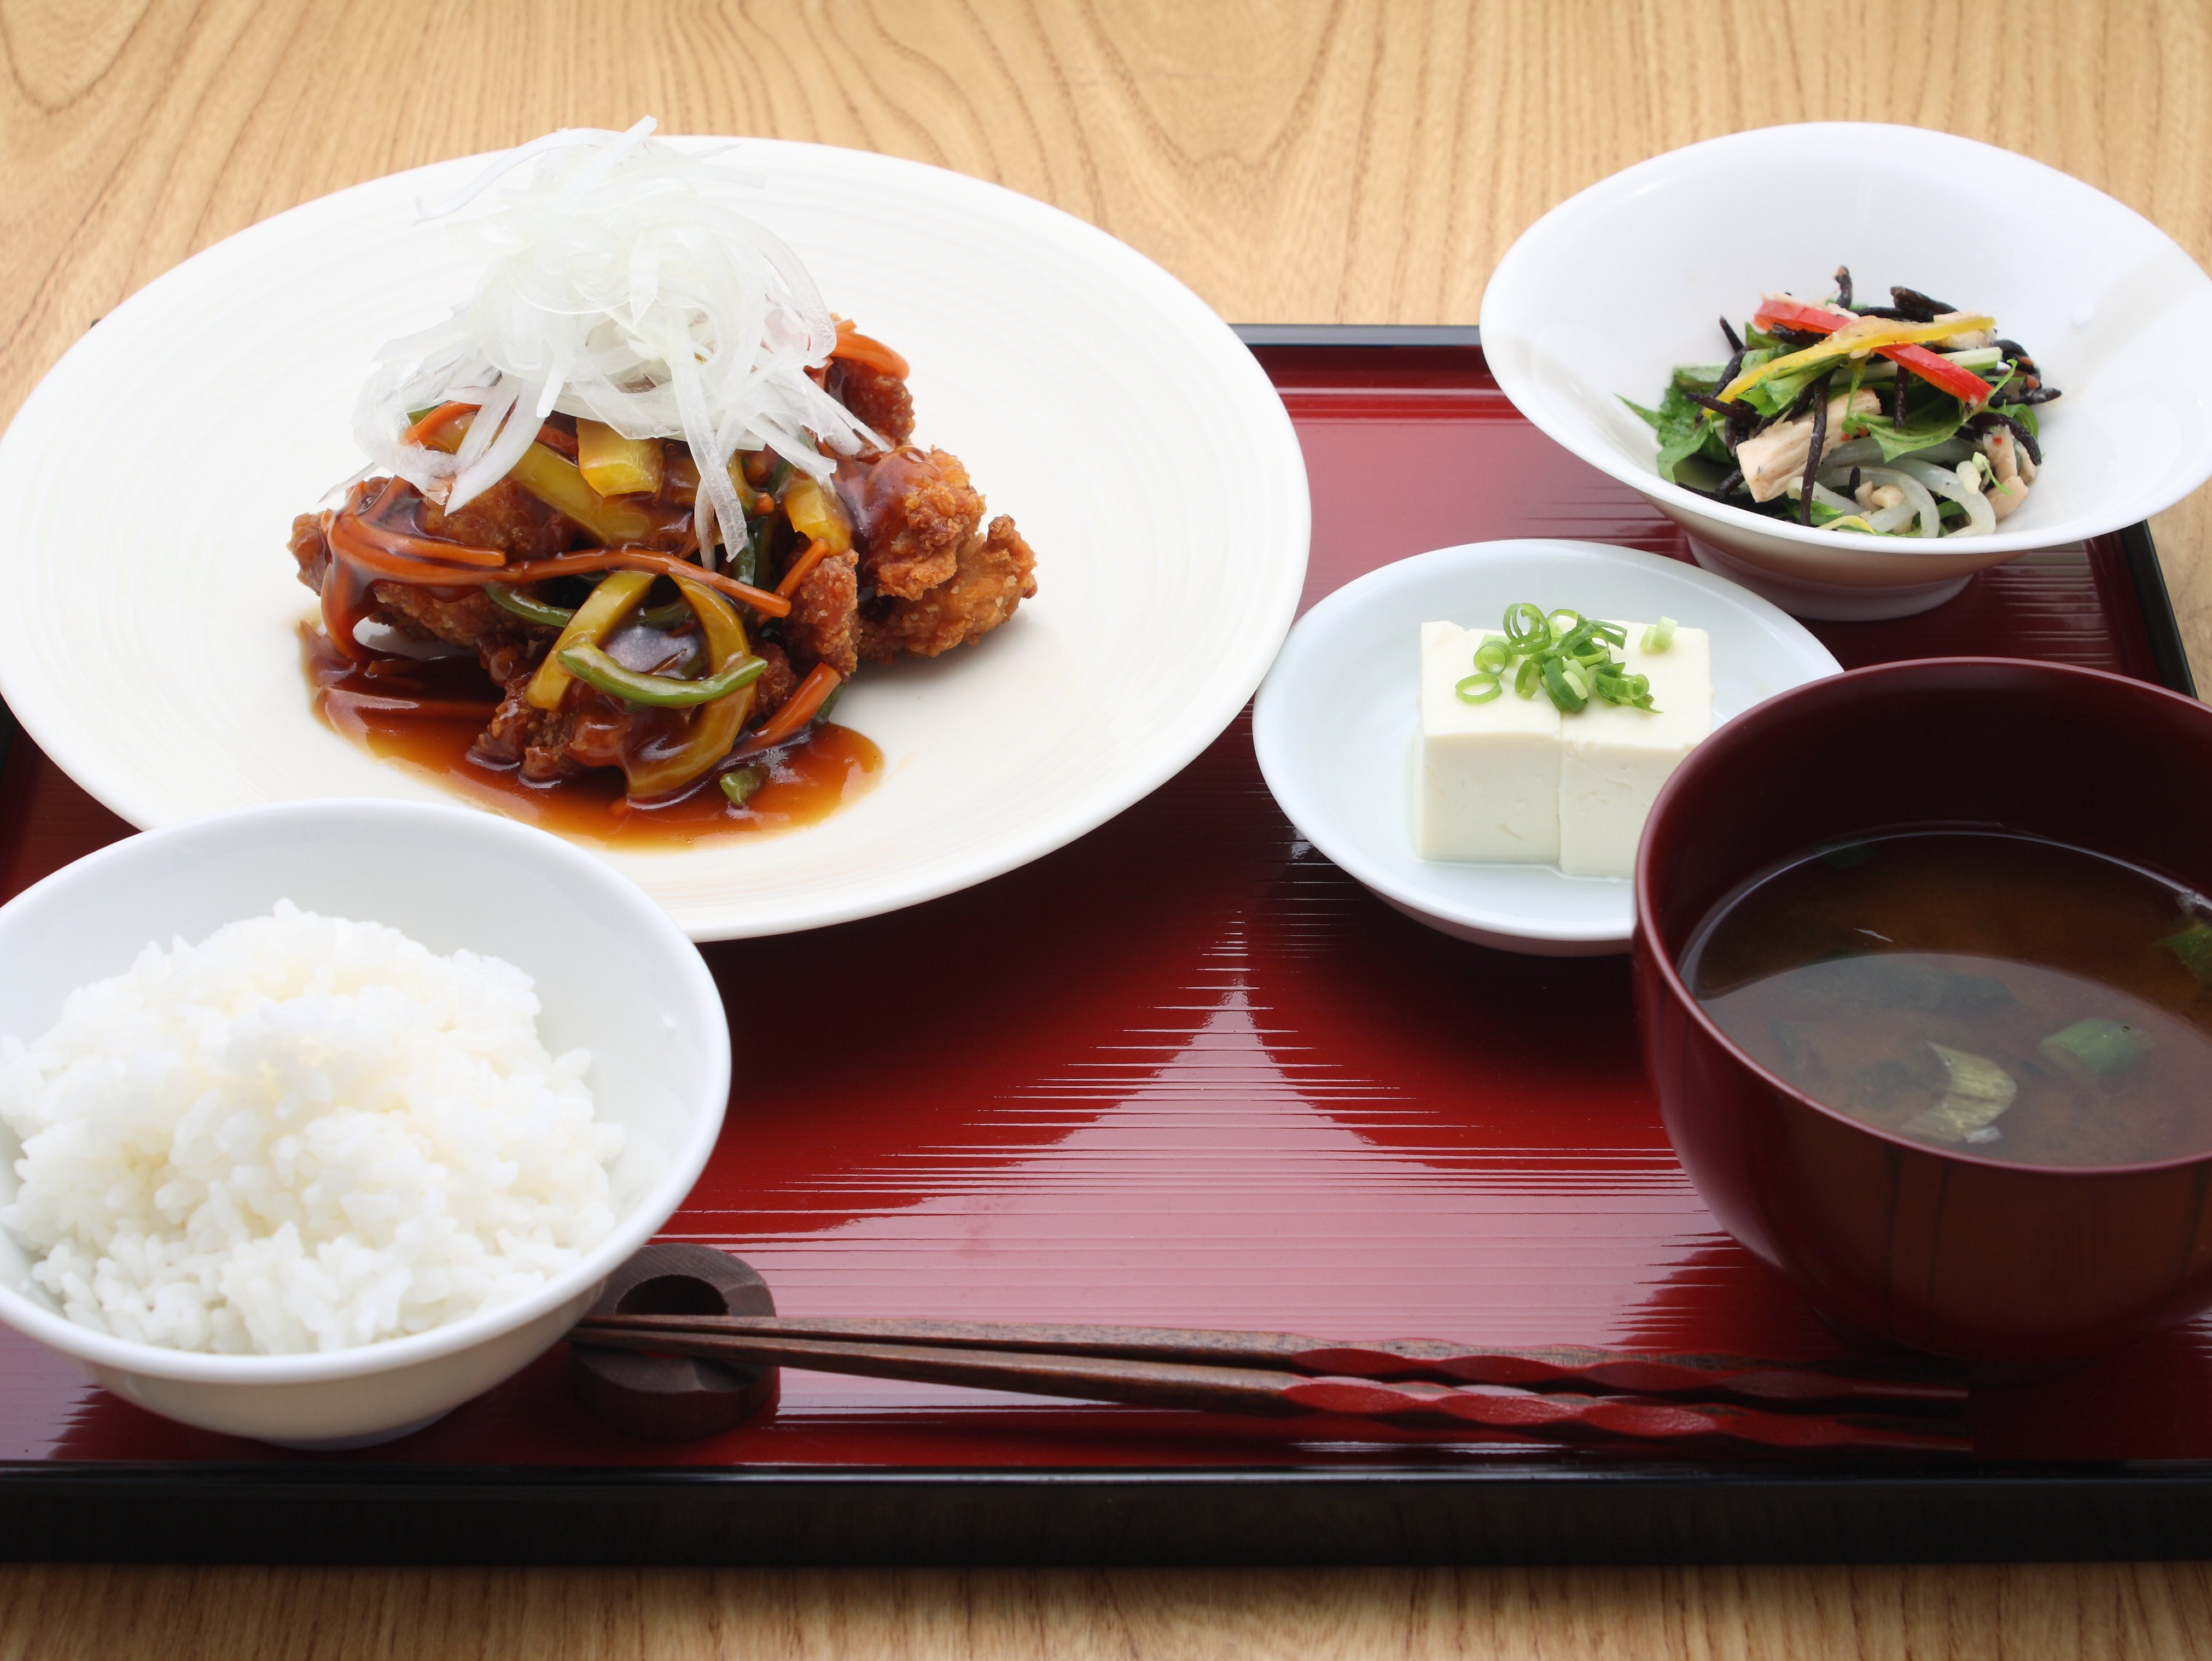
[1416,621,1561,862]
[1557,622,1712,879]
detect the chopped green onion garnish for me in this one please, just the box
[1540,656,1587,713]
[720,766,767,807]
[1476,599,1664,716]
[1503,603,1550,650]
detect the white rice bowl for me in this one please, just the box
[0,902,624,1356]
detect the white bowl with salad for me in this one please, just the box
[1480,123,2212,620]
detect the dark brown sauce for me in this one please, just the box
[302,631,882,849]
[1682,831,2212,1168]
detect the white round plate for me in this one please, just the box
[0,140,1308,940]
[1252,540,1841,955]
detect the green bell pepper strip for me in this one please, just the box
[620,577,760,799]
[526,569,655,710]
[557,644,768,709]
[487,586,577,629]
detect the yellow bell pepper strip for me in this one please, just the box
[1740,299,1998,408]
[781,473,852,554]
[831,320,910,379]
[620,577,758,799]
[1720,307,1994,406]
[526,569,655,710]
[575,420,665,498]
[557,643,768,708]
[407,403,662,547]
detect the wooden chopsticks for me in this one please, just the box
[568,1313,1970,1456]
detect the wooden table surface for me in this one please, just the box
[2,1,2210,1655]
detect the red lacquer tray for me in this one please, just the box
[0,330,2204,1566]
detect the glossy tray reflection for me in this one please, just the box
[0,341,2200,1538]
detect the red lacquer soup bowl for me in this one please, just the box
[1633,658,2212,1365]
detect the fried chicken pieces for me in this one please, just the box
[292,348,1036,792]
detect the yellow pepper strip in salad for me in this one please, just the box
[621,576,758,799]
[575,419,665,498]
[1717,313,1995,406]
[526,569,655,710]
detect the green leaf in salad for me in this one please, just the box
[1622,381,1729,483]
[1738,356,1828,419]
[1841,402,1972,461]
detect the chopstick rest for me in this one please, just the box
[568,1243,778,1440]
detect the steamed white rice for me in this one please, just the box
[0,902,622,1355]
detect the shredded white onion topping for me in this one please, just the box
[353,118,881,536]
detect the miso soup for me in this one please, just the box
[1681,830,2212,1168]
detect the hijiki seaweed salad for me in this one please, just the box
[290,121,1036,819]
[1626,267,2059,536]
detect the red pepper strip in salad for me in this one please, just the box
[1750,300,1995,408]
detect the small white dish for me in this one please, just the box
[1252,541,1841,955]
[0,138,1308,941]
[1480,122,2212,621]
[0,800,729,1447]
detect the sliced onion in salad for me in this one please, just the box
[1830,466,1944,537]
[353,118,882,536]
[1896,457,1997,538]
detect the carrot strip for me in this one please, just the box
[325,512,495,580]
[831,320,910,380]
[402,401,480,447]
[775,537,832,597]
[736,663,842,755]
[322,498,792,618]
[502,551,791,618]
[352,514,508,568]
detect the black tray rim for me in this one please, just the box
[5,1458,2212,1566]
[0,323,2202,1567]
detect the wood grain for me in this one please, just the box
[2,0,2211,1655]
[2,1562,2212,1659]
[0,0,2204,679]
